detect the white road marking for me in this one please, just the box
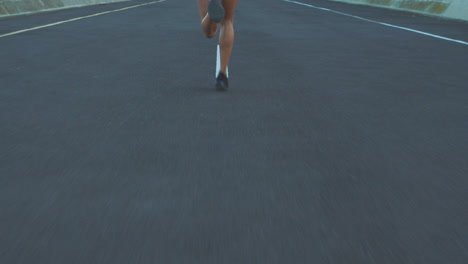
[216,44,228,77]
[0,0,166,38]
[282,0,468,46]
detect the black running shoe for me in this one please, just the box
[208,0,225,23]
[215,72,228,91]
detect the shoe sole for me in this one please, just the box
[208,0,225,23]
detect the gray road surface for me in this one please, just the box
[1,0,467,263]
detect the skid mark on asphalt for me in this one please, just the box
[283,0,468,46]
[0,0,166,38]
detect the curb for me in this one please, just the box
[327,0,468,21]
[0,0,135,17]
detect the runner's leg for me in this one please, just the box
[218,0,238,75]
[198,0,218,38]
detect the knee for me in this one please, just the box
[220,19,233,29]
[204,31,217,39]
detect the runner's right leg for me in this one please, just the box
[218,0,238,76]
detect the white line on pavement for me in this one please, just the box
[0,0,166,38]
[282,0,468,46]
[216,45,228,77]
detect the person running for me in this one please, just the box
[198,0,238,91]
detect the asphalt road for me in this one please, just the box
[1,0,467,263]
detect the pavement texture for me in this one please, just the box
[1,0,467,263]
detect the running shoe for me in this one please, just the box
[208,0,225,23]
[215,72,228,91]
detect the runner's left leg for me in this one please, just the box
[198,0,218,38]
